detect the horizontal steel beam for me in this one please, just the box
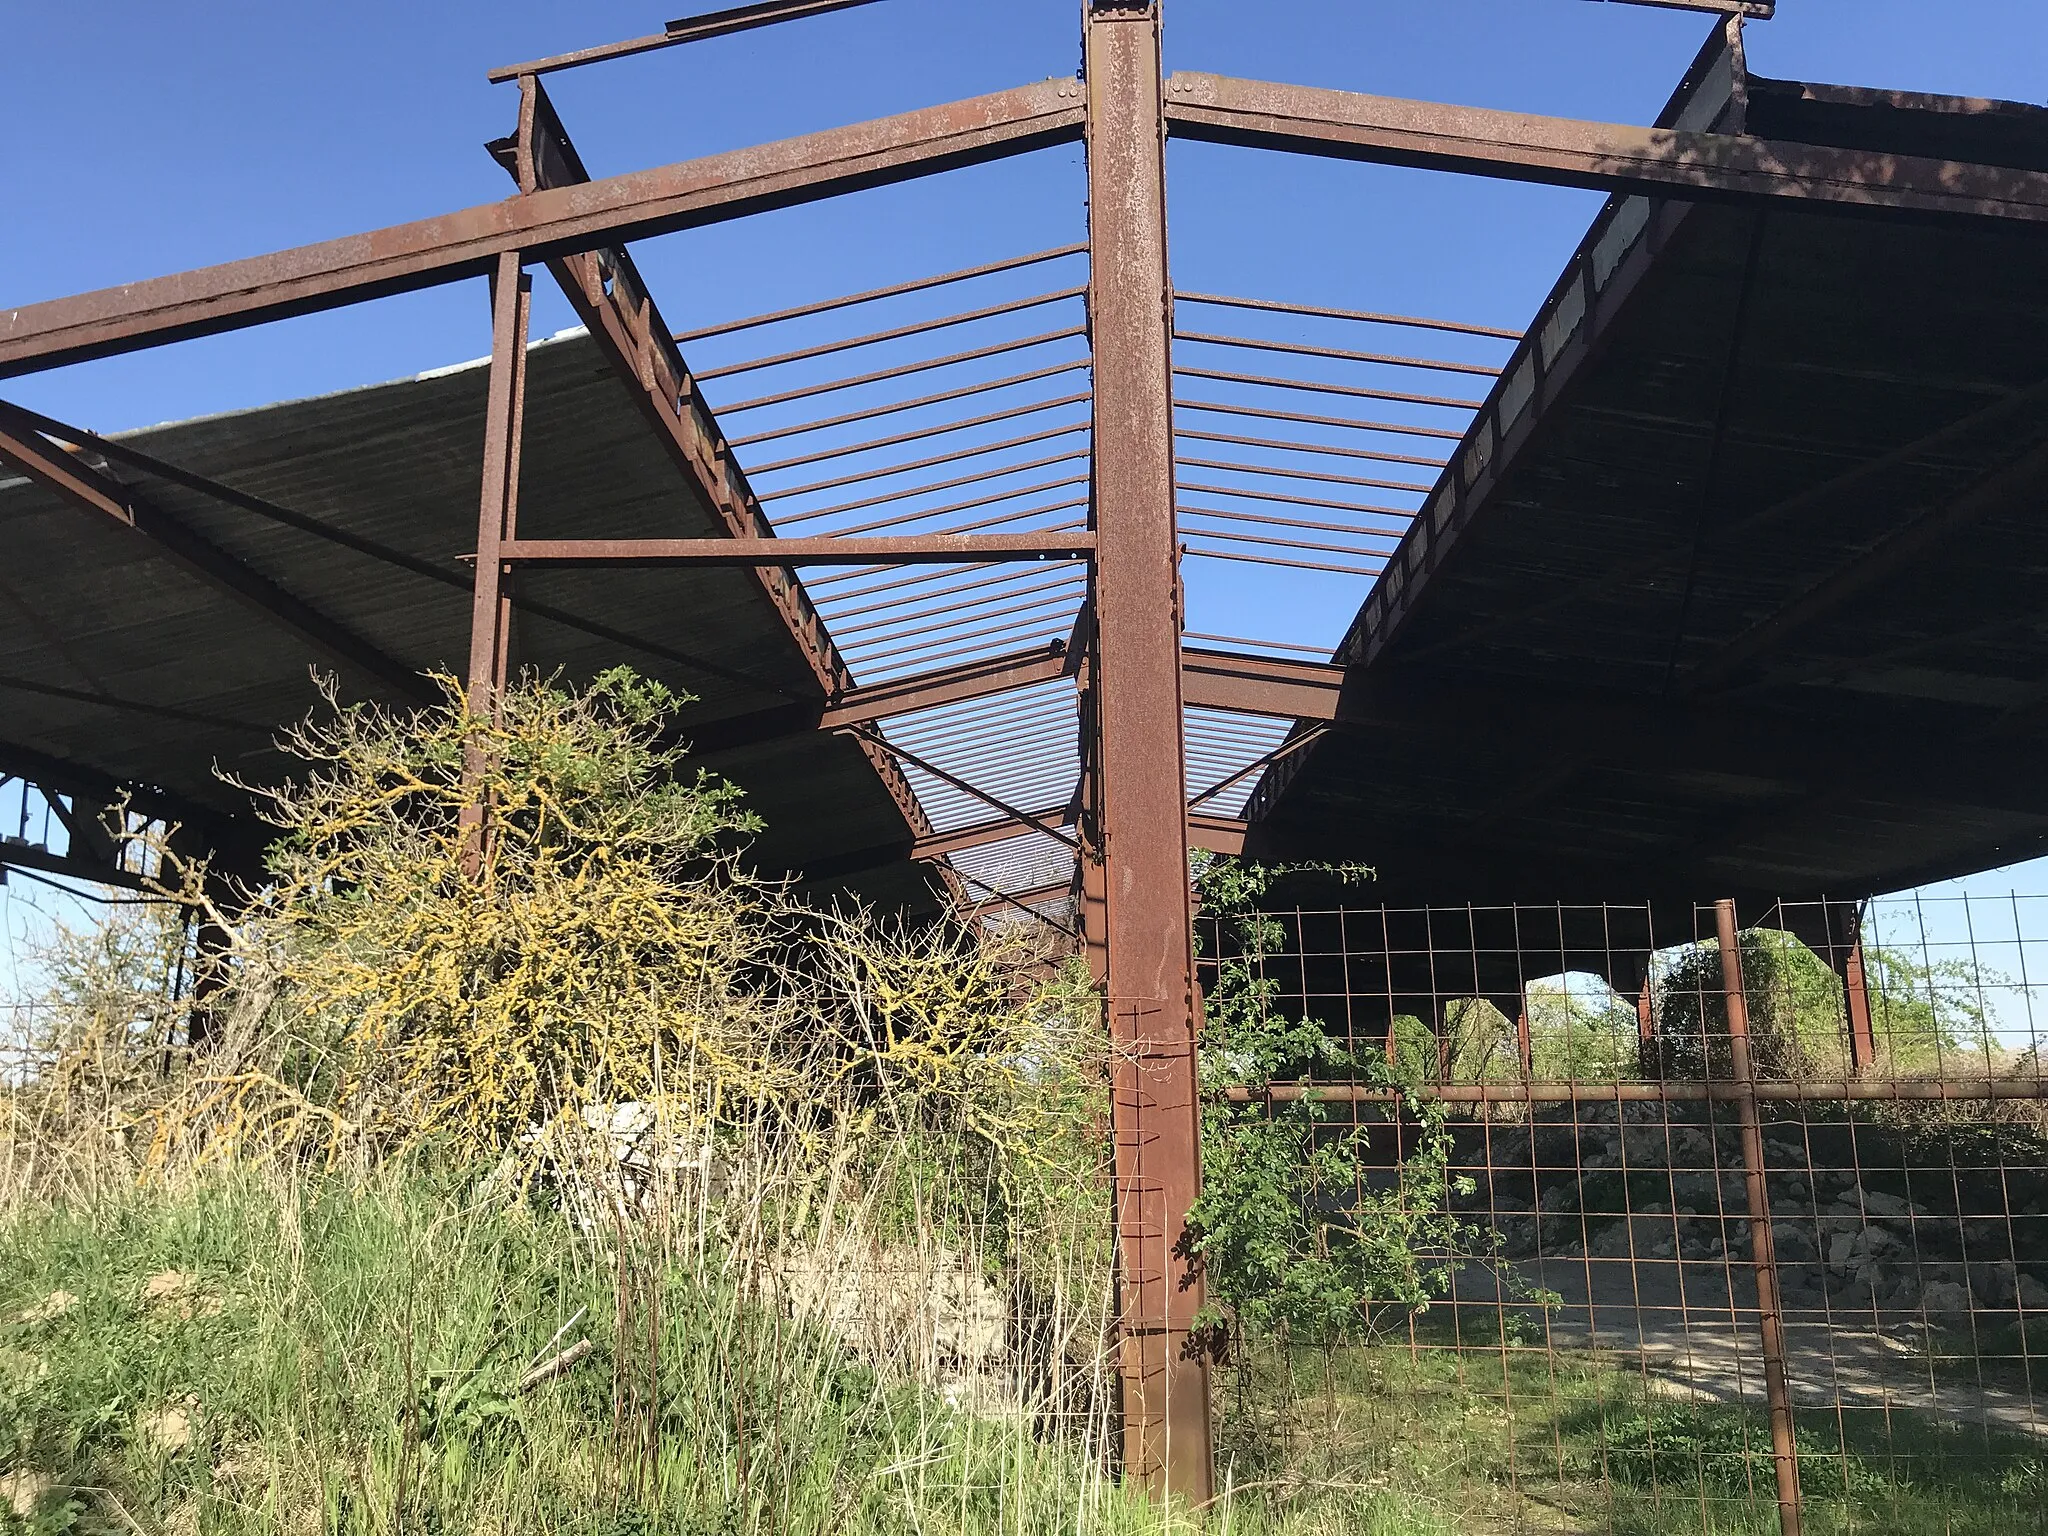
[1163,72,2048,222]
[818,643,1070,728]
[0,79,1086,378]
[490,0,889,82]
[913,805,1073,859]
[1180,646,1345,720]
[493,533,1095,566]
[1188,812,1250,856]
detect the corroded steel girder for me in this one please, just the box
[496,76,940,856]
[0,80,1087,378]
[1163,72,2048,222]
[1084,0,1214,1503]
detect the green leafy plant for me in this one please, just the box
[1185,859,1498,1446]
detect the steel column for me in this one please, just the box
[461,252,532,870]
[1715,899,1804,1536]
[1085,0,1212,1502]
[1844,931,1878,1073]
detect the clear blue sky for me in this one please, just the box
[5,0,2048,999]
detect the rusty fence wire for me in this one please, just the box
[1195,892,2048,1535]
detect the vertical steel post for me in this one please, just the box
[1715,899,1803,1536]
[1084,0,1213,1503]
[1844,920,1877,1073]
[461,251,533,871]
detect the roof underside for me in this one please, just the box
[0,336,935,905]
[1249,75,2048,907]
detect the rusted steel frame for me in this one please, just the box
[494,532,1095,566]
[1085,2,1212,1502]
[694,287,1088,380]
[1180,479,1419,519]
[878,693,1076,752]
[494,92,941,896]
[460,253,534,873]
[1175,364,1483,413]
[954,873,1081,918]
[791,517,1088,585]
[1173,518,1396,560]
[721,325,1087,413]
[1177,330,1502,378]
[1611,0,1773,16]
[824,561,1083,625]
[747,392,1091,475]
[727,359,1090,448]
[1176,453,1431,495]
[1175,425,1449,471]
[0,402,812,703]
[502,76,862,714]
[951,867,1083,937]
[1186,726,1328,810]
[810,549,1083,601]
[776,447,1089,524]
[817,644,1068,728]
[1164,72,2048,222]
[1176,290,1522,342]
[1176,397,1466,441]
[1181,544,1385,578]
[1715,899,1804,1536]
[841,723,1078,849]
[490,0,890,81]
[1686,439,2048,693]
[826,494,1093,548]
[0,82,1088,380]
[677,242,1087,343]
[466,254,533,715]
[1844,926,1878,1072]
[814,479,1090,538]
[0,415,431,706]
[847,614,1079,671]
[1227,1077,2048,1103]
[914,806,1076,859]
[831,573,1085,640]
[1183,629,1329,656]
[1186,813,1250,857]
[835,587,1083,650]
[764,422,1089,501]
[886,714,1076,767]
[1180,501,1409,542]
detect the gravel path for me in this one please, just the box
[1441,1255,2048,1440]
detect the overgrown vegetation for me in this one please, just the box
[4,673,2044,1534]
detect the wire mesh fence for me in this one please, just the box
[1195,892,2048,1534]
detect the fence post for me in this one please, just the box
[1715,899,1803,1536]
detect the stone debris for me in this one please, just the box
[15,1290,76,1325]
[140,1271,222,1320]
[1461,1103,2048,1318]
[0,1470,53,1519]
[139,1397,200,1453]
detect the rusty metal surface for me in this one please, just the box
[1084,0,1212,1500]
[488,0,890,82]
[0,80,1087,378]
[1163,72,2048,221]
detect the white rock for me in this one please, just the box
[1921,1281,1972,1315]
[2018,1274,2048,1312]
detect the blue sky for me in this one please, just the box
[5,0,2048,998]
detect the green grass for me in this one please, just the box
[5,1171,2045,1535]
[0,1168,1161,1536]
[1214,1328,2048,1534]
